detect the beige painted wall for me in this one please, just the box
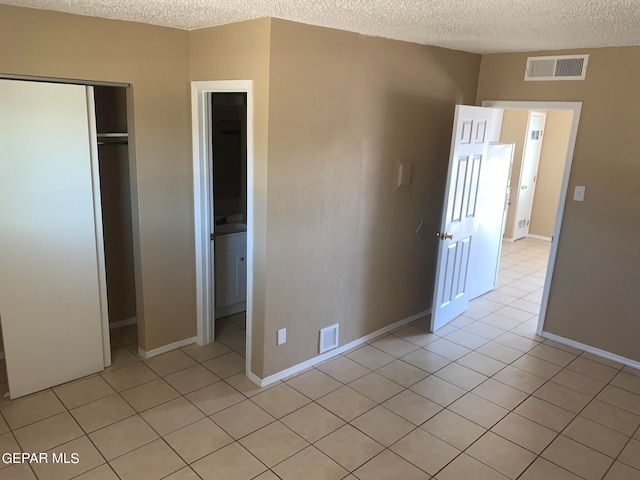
[264,19,481,375]
[529,110,573,238]
[0,5,195,350]
[478,48,640,362]
[189,19,271,375]
[499,110,529,239]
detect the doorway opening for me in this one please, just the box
[191,80,255,382]
[430,101,581,345]
[476,101,581,338]
[211,92,248,353]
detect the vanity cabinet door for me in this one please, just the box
[215,247,246,307]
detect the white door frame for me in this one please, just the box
[191,80,254,372]
[482,100,582,337]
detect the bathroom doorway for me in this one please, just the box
[211,93,248,349]
[191,80,256,384]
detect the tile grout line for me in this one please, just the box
[5,242,640,480]
[521,355,629,480]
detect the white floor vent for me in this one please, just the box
[319,324,339,354]
[525,54,588,81]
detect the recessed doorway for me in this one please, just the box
[191,80,256,384]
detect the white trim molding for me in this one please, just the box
[109,317,137,330]
[482,101,582,340]
[138,337,197,360]
[251,309,431,387]
[527,234,552,242]
[542,331,640,371]
[191,80,255,380]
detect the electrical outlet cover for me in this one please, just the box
[277,328,286,345]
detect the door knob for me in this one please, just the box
[436,232,454,240]
[521,185,528,190]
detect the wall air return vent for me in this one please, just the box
[525,55,589,81]
[319,324,339,354]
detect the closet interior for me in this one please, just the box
[94,86,139,341]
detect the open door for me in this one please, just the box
[431,105,495,331]
[467,143,513,299]
[512,112,546,240]
[0,80,107,398]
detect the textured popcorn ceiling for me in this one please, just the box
[3,0,640,53]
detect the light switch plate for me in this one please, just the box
[394,157,413,193]
[573,185,586,202]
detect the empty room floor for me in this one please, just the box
[0,238,639,479]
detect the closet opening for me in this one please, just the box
[94,86,140,356]
[0,78,141,398]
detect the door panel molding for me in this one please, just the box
[431,105,495,331]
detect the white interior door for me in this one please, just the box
[513,112,546,240]
[467,143,513,299]
[431,105,494,331]
[0,80,107,398]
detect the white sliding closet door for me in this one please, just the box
[0,79,107,398]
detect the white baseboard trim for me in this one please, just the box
[246,370,264,388]
[252,309,431,388]
[541,331,640,370]
[109,317,137,330]
[138,336,197,360]
[502,237,515,243]
[527,234,552,242]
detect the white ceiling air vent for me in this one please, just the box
[525,54,589,81]
[319,324,339,354]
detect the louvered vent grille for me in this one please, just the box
[555,58,585,77]
[319,324,339,354]
[525,55,588,81]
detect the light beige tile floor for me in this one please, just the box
[1,239,639,479]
